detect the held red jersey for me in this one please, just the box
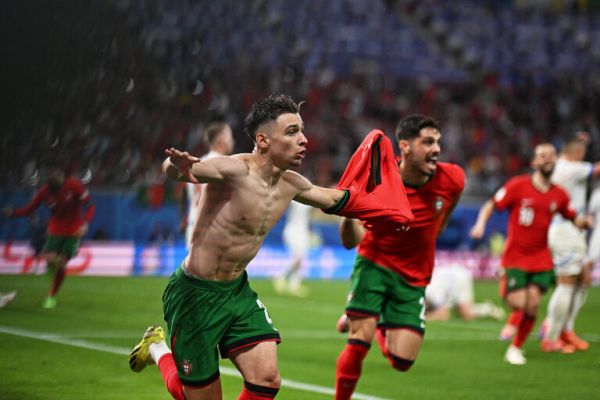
[357,162,465,287]
[13,178,95,235]
[493,175,575,272]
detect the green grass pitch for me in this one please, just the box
[0,274,598,399]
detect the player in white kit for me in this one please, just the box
[425,263,505,321]
[588,181,600,266]
[182,122,235,248]
[542,133,600,352]
[274,200,312,297]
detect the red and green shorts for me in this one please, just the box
[162,267,280,387]
[43,235,81,259]
[344,255,426,335]
[501,268,555,297]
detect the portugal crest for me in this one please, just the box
[182,360,193,376]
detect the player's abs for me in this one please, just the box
[185,225,268,281]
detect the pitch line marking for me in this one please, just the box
[0,325,393,400]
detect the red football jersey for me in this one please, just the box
[493,175,575,272]
[357,162,465,287]
[13,178,95,236]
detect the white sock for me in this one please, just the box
[149,341,171,363]
[545,284,575,341]
[565,287,587,332]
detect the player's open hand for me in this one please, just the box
[165,148,200,183]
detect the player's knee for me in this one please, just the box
[252,368,281,388]
[388,353,415,372]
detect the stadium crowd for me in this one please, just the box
[2,0,599,201]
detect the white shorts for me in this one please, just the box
[426,264,474,309]
[548,221,588,276]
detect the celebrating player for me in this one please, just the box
[334,114,464,400]
[129,95,412,400]
[469,143,592,364]
[3,164,95,308]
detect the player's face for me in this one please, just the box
[265,113,307,169]
[402,127,441,177]
[531,144,557,178]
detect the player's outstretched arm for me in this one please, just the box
[163,148,246,184]
[469,199,495,240]
[287,172,346,209]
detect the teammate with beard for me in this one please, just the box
[470,143,592,364]
[334,114,465,400]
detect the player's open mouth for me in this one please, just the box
[426,157,438,168]
[297,150,306,159]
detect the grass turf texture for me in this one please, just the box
[0,274,599,400]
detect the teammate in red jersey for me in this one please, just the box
[3,165,95,308]
[334,115,464,400]
[469,143,592,364]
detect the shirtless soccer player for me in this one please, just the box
[334,114,464,400]
[129,95,409,400]
[470,143,592,364]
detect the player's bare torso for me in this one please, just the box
[185,154,306,281]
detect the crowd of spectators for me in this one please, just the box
[2,0,599,201]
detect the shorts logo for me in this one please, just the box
[182,360,193,376]
[508,277,517,288]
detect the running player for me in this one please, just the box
[273,200,312,297]
[334,114,464,400]
[3,164,95,308]
[129,95,411,400]
[469,143,592,364]
[180,122,235,248]
[542,133,600,351]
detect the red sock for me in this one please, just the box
[374,328,389,358]
[49,267,66,296]
[157,354,185,400]
[507,310,524,327]
[512,315,535,348]
[238,382,279,399]
[335,340,370,400]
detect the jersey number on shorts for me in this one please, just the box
[518,206,534,226]
[256,299,274,325]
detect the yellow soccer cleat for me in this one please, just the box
[129,326,165,372]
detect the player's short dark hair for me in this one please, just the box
[203,122,229,147]
[395,114,440,142]
[244,95,302,141]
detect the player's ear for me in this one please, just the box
[255,131,271,150]
[399,139,410,154]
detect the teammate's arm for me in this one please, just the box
[338,217,365,249]
[592,162,600,178]
[3,189,45,218]
[469,199,495,240]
